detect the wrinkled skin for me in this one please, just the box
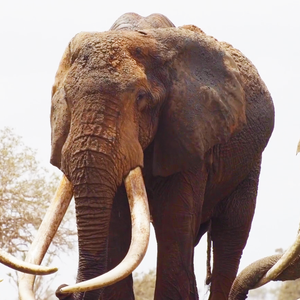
[229,254,300,300]
[50,13,274,300]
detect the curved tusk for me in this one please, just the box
[255,229,300,288]
[0,249,57,275]
[58,166,150,295]
[18,175,73,300]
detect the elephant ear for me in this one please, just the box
[50,87,70,169]
[152,26,246,176]
[50,39,74,169]
[50,32,95,168]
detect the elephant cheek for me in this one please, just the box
[120,141,144,177]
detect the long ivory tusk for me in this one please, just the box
[58,166,150,295]
[255,228,300,288]
[18,175,73,300]
[0,249,57,275]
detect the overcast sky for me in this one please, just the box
[0,1,300,299]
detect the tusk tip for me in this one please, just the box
[56,284,72,299]
[43,266,59,275]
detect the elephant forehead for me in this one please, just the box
[64,32,148,98]
[70,32,146,83]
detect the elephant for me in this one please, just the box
[18,13,274,300]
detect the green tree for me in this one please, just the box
[0,127,76,299]
[134,269,156,300]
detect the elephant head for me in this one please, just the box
[19,13,248,300]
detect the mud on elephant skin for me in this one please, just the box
[19,12,274,300]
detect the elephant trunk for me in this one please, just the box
[57,167,150,297]
[228,254,281,300]
[55,115,149,299]
[58,146,121,300]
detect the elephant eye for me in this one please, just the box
[136,92,146,102]
[136,91,150,111]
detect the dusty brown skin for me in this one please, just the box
[50,13,274,300]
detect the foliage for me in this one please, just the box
[247,283,280,300]
[273,246,300,299]
[131,267,286,300]
[277,278,300,299]
[9,255,58,300]
[0,127,76,299]
[133,269,156,300]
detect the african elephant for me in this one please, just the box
[18,13,274,300]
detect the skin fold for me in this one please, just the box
[50,13,274,300]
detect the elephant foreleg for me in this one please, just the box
[151,167,207,300]
[209,159,261,300]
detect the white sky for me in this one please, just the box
[0,1,300,299]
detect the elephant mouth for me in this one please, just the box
[18,167,150,299]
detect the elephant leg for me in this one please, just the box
[151,168,207,300]
[102,185,134,300]
[208,159,261,300]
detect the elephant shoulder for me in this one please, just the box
[219,41,268,92]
